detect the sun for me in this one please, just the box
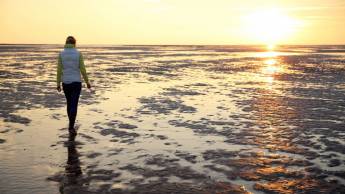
[243,9,300,46]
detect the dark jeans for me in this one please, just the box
[63,82,81,130]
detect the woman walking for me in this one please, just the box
[57,36,91,138]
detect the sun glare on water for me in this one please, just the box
[262,64,281,75]
[262,59,281,74]
[267,44,275,51]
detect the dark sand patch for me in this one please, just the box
[138,96,197,115]
[94,121,140,144]
[162,88,205,96]
[118,181,251,194]
[175,151,198,164]
[86,152,102,159]
[3,114,31,125]
[107,148,124,156]
[168,119,217,134]
[93,120,140,144]
[99,128,139,138]
[118,123,138,129]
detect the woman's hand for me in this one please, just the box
[86,82,91,89]
[57,85,61,92]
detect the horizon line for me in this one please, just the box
[0,43,345,46]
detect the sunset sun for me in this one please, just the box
[244,9,301,46]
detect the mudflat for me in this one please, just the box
[0,45,344,194]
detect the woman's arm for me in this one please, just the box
[57,54,63,91]
[79,52,91,88]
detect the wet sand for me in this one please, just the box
[0,44,345,194]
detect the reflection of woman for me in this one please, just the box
[57,36,91,137]
[66,141,82,182]
[59,140,82,193]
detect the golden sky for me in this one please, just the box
[1,0,345,45]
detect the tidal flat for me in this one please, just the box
[0,44,345,194]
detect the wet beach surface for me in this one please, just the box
[0,44,345,194]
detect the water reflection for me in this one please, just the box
[256,50,279,58]
[59,139,82,194]
[259,52,279,86]
[253,88,297,151]
[254,47,297,150]
[262,59,282,75]
[264,59,276,65]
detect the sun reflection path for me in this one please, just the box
[262,59,282,75]
[256,47,286,87]
[257,51,279,58]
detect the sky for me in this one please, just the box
[1,0,345,45]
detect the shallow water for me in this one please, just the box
[0,44,345,194]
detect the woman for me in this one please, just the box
[57,36,91,138]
